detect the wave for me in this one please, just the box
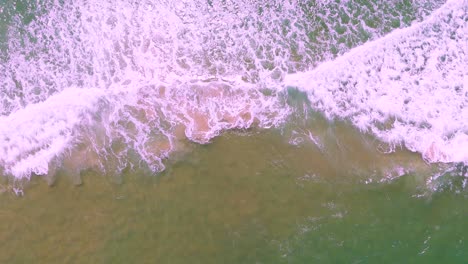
[0,0,456,180]
[286,0,467,164]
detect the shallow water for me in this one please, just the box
[1,128,467,263]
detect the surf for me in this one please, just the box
[0,0,463,185]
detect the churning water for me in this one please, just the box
[1,0,465,182]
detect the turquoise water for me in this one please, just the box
[1,0,467,263]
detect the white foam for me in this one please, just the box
[1,0,298,179]
[0,0,451,179]
[0,88,105,178]
[286,0,468,163]
[104,80,290,171]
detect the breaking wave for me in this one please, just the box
[286,0,467,163]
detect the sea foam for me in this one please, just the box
[286,0,468,163]
[0,88,106,178]
[0,0,456,180]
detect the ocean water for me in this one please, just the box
[0,0,467,263]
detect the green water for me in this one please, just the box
[1,128,467,263]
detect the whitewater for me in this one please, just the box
[0,0,466,180]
